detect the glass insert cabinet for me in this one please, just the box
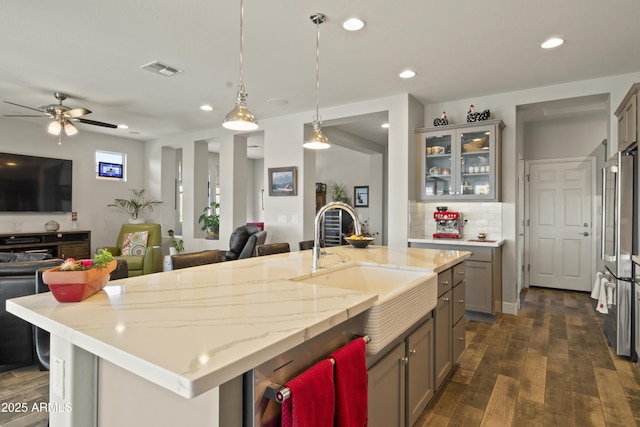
[415,119,504,201]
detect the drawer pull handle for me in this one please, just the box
[457,337,464,341]
[442,297,450,302]
[410,349,417,356]
[457,271,464,275]
[457,299,464,304]
[441,280,449,285]
[401,357,409,365]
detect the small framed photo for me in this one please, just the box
[354,186,369,207]
[268,166,297,196]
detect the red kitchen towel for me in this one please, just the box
[330,338,368,427]
[281,359,335,427]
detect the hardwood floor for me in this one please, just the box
[417,286,640,427]
[0,365,48,427]
[2,287,639,426]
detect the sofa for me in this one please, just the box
[0,253,63,370]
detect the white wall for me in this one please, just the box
[0,118,147,252]
[424,71,640,314]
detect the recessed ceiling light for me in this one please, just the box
[200,104,214,111]
[117,124,129,129]
[541,37,564,49]
[381,123,390,129]
[343,18,365,31]
[399,70,416,79]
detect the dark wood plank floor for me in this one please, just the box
[2,286,640,426]
[417,286,640,427]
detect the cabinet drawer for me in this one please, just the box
[453,281,465,324]
[60,242,90,259]
[437,269,452,297]
[453,317,466,364]
[466,247,493,262]
[453,263,465,285]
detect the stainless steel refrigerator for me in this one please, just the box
[601,149,635,356]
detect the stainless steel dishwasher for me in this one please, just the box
[244,313,366,426]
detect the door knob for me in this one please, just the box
[579,232,589,236]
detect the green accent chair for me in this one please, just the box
[101,223,163,277]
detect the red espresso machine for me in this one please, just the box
[433,207,463,239]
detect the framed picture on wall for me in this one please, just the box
[268,166,297,196]
[354,186,369,207]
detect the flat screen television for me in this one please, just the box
[98,162,123,179]
[0,152,72,212]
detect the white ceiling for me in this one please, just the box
[1,0,639,144]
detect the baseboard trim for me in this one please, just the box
[502,301,518,315]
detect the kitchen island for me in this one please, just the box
[7,245,469,427]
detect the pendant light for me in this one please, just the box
[303,13,330,149]
[223,0,258,131]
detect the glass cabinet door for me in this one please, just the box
[458,126,494,199]
[423,132,454,198]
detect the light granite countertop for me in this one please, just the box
[409,237,506,248]
[7,245,469,399]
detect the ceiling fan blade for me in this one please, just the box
[3,101,46,113]
[3,114,48,117]
[73,117,118,129]
[64,108,91,118]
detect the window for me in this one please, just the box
[96,151,126,181]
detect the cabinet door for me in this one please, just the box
[453,281,466,324]
[618,95,637,152]
[407,318,434,426]
[419,129,455,200]
[434,290,452,390]
[465,261,493,314]
[453,317,466,364]
[437,268,452,297]
[457,124,497,200]
[368,343,406,427]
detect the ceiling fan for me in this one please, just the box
[3,92,118,136]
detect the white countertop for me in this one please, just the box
[409,237,505,248]
[7,245,468,399]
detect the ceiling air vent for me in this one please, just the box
[140,60,183,76]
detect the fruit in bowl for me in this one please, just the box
[477,232,488,241]
[346,235,375,248]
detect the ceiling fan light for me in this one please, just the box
[48,120,62,136]
[64,120,78,136]
[303,121,331,149]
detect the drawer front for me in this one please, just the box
[437,268,452,297]
[60,242,90,260]
[453,317,466,363]
[453,281,465,323]
[453,263,465,285]
[466,247,493,262]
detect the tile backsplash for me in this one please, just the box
[409,201,502,240]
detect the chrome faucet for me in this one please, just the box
[312,202,362,271]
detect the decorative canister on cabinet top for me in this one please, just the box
[44,220,60,232]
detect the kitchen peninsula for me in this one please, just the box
[7,245,469,427]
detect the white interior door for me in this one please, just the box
[528,160,594,291]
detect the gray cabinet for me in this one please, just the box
[406,318,434,426]
[434,288,452,390]
[368,342,406,427]
[415,119,504,202]
[615,83,639,152]
[368,316,434,427]
[635,282,640,363]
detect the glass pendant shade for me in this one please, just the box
[303,121,330,149]
[48,120,62,136]
[64,120,78,136]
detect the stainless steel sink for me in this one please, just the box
[291,264,437,354]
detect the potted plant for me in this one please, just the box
[330,183,349,203]
[198,201,220,240]
[108,189,163,223]
[167,229,184,255]
[42,249,117,302]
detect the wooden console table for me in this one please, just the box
[0,230,91,259]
